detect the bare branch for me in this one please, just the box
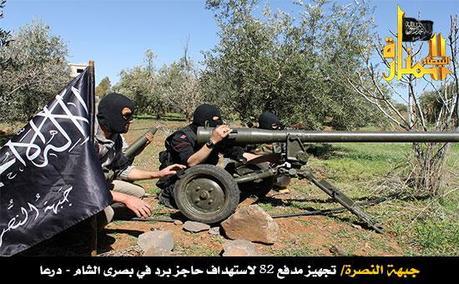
[448,15,459,127]
[407,75,428,131]
[347,77,408,129]
[369,66,408,121]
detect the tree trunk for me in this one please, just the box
[409,142,450,196]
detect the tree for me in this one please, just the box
[95,77,111,98]
[420,86,456,124]
[114,48,202,119]
[346,13,459,196]
[0,0,12,68]
[201,0,379,129]
[0,21,69,122]
[156,42,203,120]
[113,49,165,118]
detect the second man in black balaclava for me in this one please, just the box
[95,93,185,227]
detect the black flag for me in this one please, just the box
[402,17,433,42]
[0,67,111,256]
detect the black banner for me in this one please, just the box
[0,67,111,256]
[402,17,433,42]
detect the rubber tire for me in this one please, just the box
[173,164,240,224]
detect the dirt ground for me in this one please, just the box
[98,191,403,256]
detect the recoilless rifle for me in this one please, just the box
[169,127,459,233]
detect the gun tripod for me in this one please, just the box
[272,169,384,234]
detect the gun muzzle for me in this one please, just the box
[124,128,158,159]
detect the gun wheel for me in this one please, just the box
[174,164,240,224]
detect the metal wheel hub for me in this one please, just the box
[185,177,225,212]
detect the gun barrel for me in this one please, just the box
[197,127,459,144]
[124,128,158,159]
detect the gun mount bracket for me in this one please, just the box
[286,135,307,166]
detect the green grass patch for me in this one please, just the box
[414,219,459,255]
[134,113,186,121]
[276,245,316,256]
[175,244,220,256]
[315,143,409,182]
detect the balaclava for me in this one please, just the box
[192,104,223,128]
[97,93,135,134]
[258,111,281,130]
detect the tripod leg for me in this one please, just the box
[300,171,383,233]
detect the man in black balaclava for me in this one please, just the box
[258,111,282,130]
[156,103,235,208]
[162,103,230,168]
[257,111,291,192]
[192,103,223,128]
[95,93,185,227]
[97,92,136,134]
[244,111,282,153]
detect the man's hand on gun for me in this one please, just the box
[210,124,232,144]
[144,132,154,145]
[158,164,186,178]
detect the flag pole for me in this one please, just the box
[87,60,98,256]
[88,60,96,139]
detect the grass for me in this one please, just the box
[174,243,220,256]
[273,245,317,256]
[414,219,459,255]
[308,142,459,255]
[314,143,410,182]
[133,112,187,122]
[261,137,459,255]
